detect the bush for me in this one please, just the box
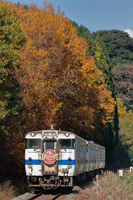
[84,171,133,200]
[0,181,15,200]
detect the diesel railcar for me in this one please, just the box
[25,127,105,190]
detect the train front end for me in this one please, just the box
[25,129,75,190]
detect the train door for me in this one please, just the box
[86,143,88,172]
[77,142,80,174]
[96,147,99,169]
[42,139,58,175]
[75,140,79,176]
[90,145,93,170]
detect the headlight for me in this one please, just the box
[68,157,71,161]
[29,157,32,161]
[31,132,35,137]
[65,132,70,137]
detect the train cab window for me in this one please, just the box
[25,139,41,149]
[59,139,75,149]
[45,141,54,150]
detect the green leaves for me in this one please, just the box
[91,30,133,66]
[0,2,25,120]
[117,98,133,147]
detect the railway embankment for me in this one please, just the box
[4,168,132,200]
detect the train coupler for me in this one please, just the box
[39,177,61,190]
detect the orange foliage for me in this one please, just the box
[0,1,116,138]
[13,2,116,137]
[0,1,116,176]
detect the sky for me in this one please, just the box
[5,0,133,37]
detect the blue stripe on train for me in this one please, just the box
[25,160,41,165]
[25,160,75,165]
[59,160,75,165]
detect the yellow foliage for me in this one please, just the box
[0,1,116,137]
[0,1,117,176]
[14,2,116,136]
[117,98,133,146]
[117,98,127,116]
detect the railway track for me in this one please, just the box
[26,191,43,200]
[13,168,132,200]
[27,186,90,200]
[12,182,92,200]
[12,191,62,200]
[27,192,62,200]
[12,174,96,200]
[31,193,62,200]
[12,187,74,200]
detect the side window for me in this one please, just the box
[86,144,88,152]
[94,148,96,158]
[97,150,98,159]
[59,139,75,149]
[29,139,41,149]
[88,145,90,157]
[78,142,79,153]
[25,139,41,149]
[80,144,82,155]
[76,141,78,152]
[91,147,92,159]
[59,139,71,149]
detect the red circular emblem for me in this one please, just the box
[42,150,57,165]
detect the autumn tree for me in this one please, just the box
[71,21,95,58]
[15,2,116,140]
[0,1,25,175]
[0,1,117,177]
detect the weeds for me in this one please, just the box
[0,181,15,200]
[84,170,133,200]
[0,179,31,200]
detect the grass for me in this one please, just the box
[0,178,32,200]
[0,181,15,200]
[121,169,133,198]
[83,170,133,200]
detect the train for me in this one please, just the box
[25,126,105,190]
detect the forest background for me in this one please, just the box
[0,0,133,187]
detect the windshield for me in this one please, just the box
[25,139,41,149]
[59,139,75,149]
[45,141,54,150]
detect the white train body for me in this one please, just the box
[25,129,105,189]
